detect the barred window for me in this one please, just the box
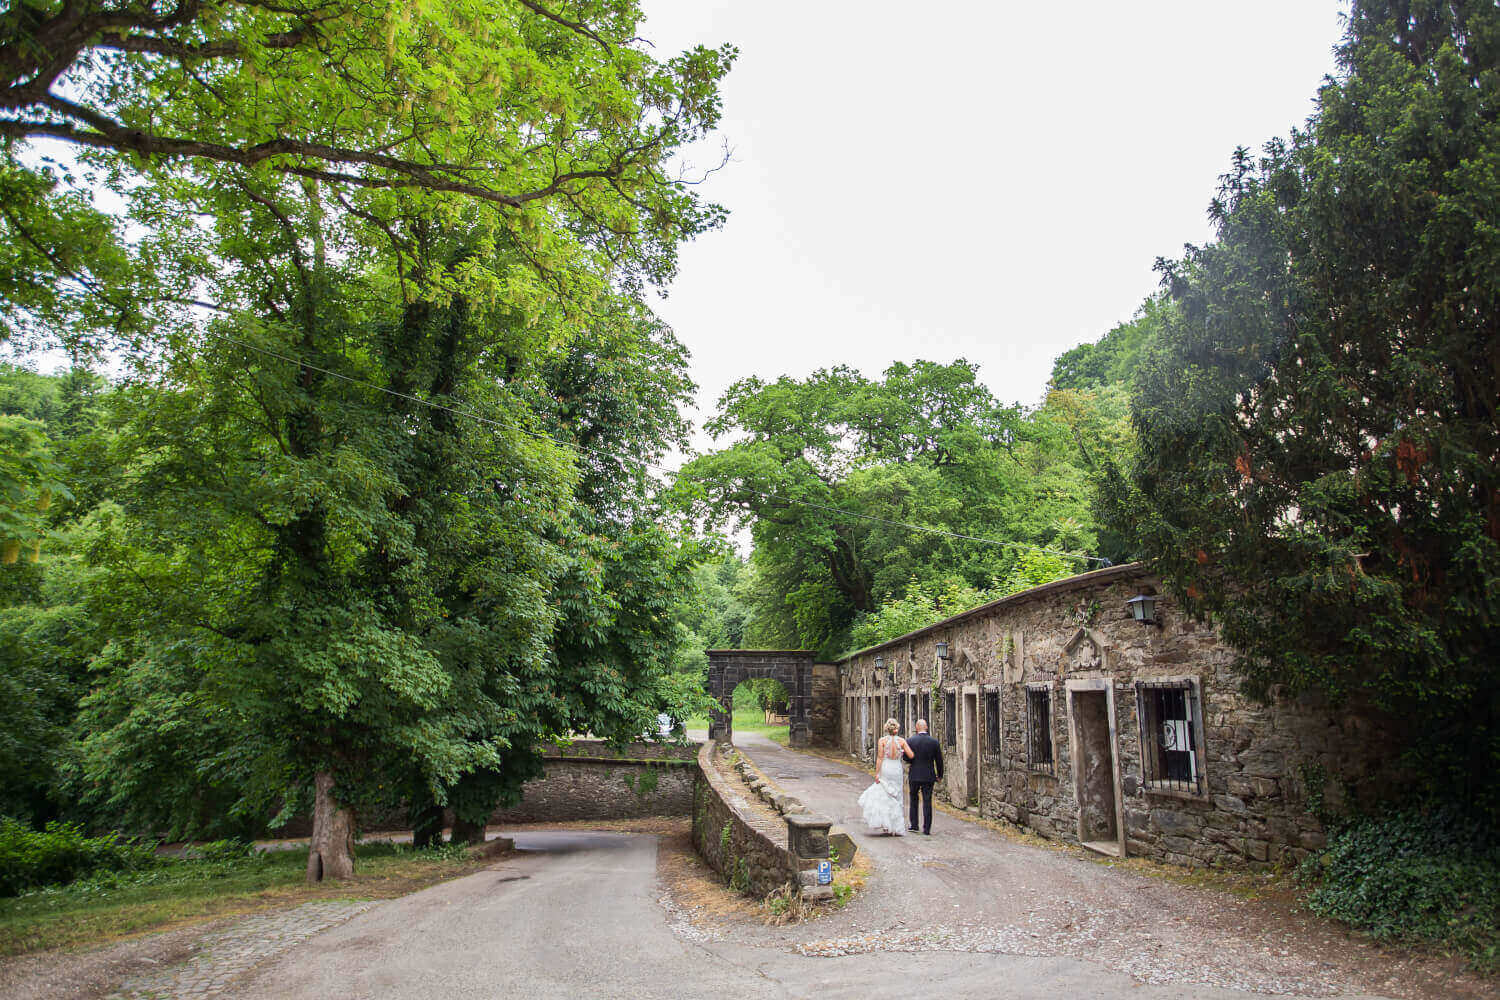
[943,690,957,748]
[1026,685,1053,770]
[895,693,906,733]
[984,690,1001,757]
[1137,679,1203,794]
[920,692,931,726]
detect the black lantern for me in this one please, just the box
[935,640,951,660]
[874,654,884,670]
[1126,593,1160,626]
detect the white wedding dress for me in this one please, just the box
[858,737,907,835]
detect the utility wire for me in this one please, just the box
[195,328,1109,566]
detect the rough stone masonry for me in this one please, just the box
[836,564,1405,869]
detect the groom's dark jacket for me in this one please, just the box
[906,732,944,785]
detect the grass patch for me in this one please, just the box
[684,704,789,741]
[0,840,488,957]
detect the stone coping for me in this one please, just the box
[541,755,698,767]
[544,739,700,761]
[696,741,787,847]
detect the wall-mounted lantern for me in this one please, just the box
[874,654,884,670]
[935,640,951,661]
[873,654,885,685]
[1126,593,1160,627]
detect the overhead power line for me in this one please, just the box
[194,328,1109,567]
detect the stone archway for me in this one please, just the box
[707,650,815,747]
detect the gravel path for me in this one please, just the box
[725,732,1477,1000]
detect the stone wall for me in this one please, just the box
[837,565,1404,869]
[809,663,840,747]
[488,740,697,823]
[690,742,800,898]
[707,649,816,746]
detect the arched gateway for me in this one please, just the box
[706,650,815,747]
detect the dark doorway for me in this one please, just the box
[1068,684,1124,857]
[963,690,980,804]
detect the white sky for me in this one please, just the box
[641,1,1347,439]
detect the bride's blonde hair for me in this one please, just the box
[884,718,899,735]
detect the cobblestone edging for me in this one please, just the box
[106,899,377,999]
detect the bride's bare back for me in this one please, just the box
[878,735,913,760]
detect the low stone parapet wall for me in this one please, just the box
[691,742,800,898]
[489,740,697,823]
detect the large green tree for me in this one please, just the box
[681,360,1113,657]
[1105,0,1500,810]
[1,0,732,347]
[3,1,732,878]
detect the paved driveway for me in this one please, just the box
[172,732,1489,999]
[721,733,1468,1000]
[225,826,1390,1000]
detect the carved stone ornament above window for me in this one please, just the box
[1062,628,1110,674]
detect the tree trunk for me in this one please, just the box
[410,801,445,850]
[450,815,487,845]
[306,771,356,882]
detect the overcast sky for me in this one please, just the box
[641,1,1347,439]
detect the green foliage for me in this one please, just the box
[738,677,789,715]
[0,838,471,956]
[848,578,998,653]
[1102,0,1500,811]
[730,857,750,893]
[0,415,68,558]
[681,360,1113,656]
[1049,294,1171,392]
[0,3,732,864]
[671,554,752,678]
[0,819,157,897]
[1300,811,1500,973]
[623,766,659,799]
[2,1,735,352]
[845,548,1080,654]
[719,822,732,856]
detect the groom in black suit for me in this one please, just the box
[906,719,944,835]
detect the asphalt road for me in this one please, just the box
[227,820,1400,1000]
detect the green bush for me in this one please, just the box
[0,818,159,896]
[1299,811,1500,973]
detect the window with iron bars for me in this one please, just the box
[920,692,931,727]
[1136,679,1204,794]
[984,689,1001,758]
[943,690,957,749]
[1026,685,1053,770]
[895,693,906,734]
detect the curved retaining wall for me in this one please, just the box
[690,742,798,898]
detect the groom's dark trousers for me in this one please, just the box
[905,731,944,834]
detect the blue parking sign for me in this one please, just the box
[816,859,832,885]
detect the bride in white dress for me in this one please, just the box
[858,718,913,835]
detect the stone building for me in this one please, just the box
[836,564,1401,869]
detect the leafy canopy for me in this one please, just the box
[1103,0,1500,811]
[682,360,1120,657]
